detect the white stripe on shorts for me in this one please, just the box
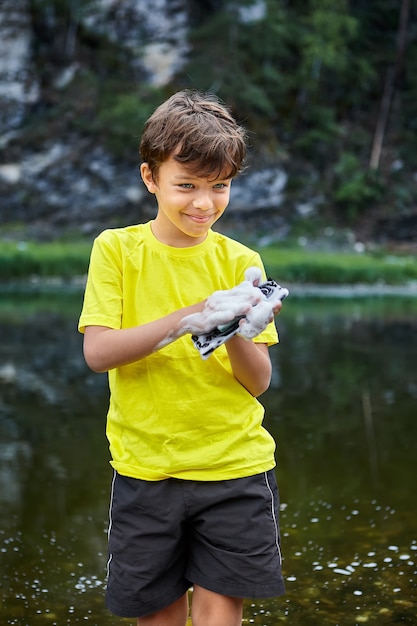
[264,470,282,565]
[106,470,117,579]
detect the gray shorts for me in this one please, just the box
[106,470,285,618]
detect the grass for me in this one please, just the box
[0,239,416,285]
[0,241,92,280]
[258,245,417,285]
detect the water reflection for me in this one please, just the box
[266,298,417,625]
[0,293,416,625]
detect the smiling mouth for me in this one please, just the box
[186,214,213,222]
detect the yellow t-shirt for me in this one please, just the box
[78,222,278,480]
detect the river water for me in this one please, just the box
[0,291,416,625]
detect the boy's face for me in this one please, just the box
[140,157,232,246]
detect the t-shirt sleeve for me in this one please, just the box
[254,321,278,346]
[78,232,123,333]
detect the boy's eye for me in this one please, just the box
[177,182,229,189]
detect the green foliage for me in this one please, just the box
[178,0,417,222]
[181,0,293,131]
[298,0,358,82]
[93,87,167,158]
[293,106,340,166]
[399,36,417,167]
[0,242,91,280]
[258,245,417,285]
[332,153,385,218]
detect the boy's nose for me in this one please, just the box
[192,193,214,210]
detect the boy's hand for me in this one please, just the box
[237,300,275,339]
[237,280,285,339]
[188,268,288,359]
[181,280,263,335]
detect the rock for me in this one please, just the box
[0,0,40,134]
[0,363,17,384]
[0,164,21,184]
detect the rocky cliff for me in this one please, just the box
[0,1,414,247]
[0,0,193,239]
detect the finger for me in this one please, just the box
[244,266,263,285]
[272,301,282,315]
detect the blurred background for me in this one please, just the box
[1,2,417,625]
[0,0,416,248]
[1,294,417,625]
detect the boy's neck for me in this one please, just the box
[150,220,209,248]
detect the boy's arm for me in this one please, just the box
[225,290,283,397]
[225,338,272,398]
[222,279,282,397]
[85,318,274,396]
[83,301,205,373]
[83,281,263,372]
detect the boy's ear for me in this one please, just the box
[140,163,157,193]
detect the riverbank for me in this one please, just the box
[3,276,417,300]
[1,239,417,288]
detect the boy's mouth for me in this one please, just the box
[186,213,213,223]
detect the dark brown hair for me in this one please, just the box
[139,90,247,180]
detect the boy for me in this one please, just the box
[78,90,285,626]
